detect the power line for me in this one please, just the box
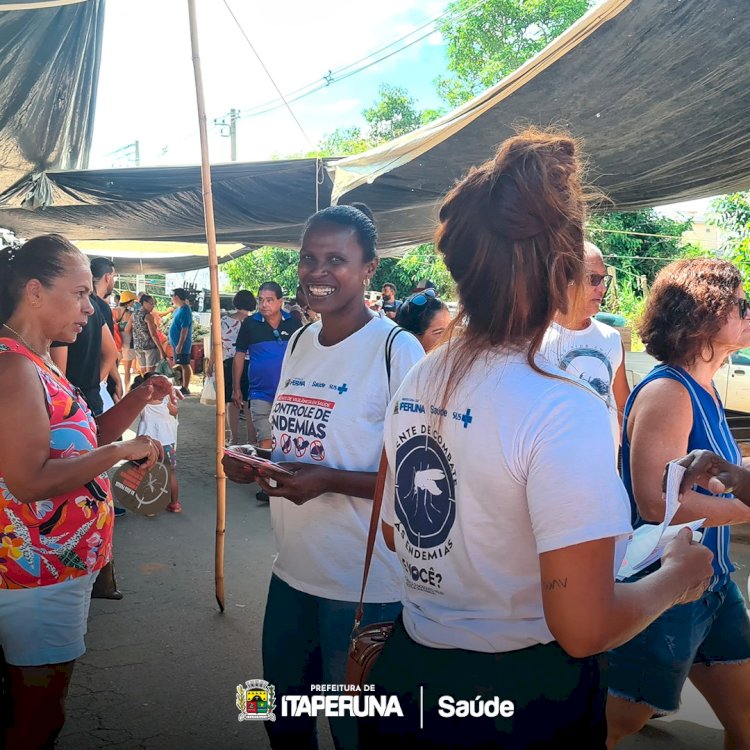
[234,0,486,121]
[222,0,312,146]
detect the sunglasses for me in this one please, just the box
[587,273,613,289]
[407,288,437,307]
[737,297,750,320]
[272,329,283,345]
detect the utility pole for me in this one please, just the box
[134,139,140,167]
[213,108,239,161]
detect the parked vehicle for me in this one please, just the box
[624,350,750,414]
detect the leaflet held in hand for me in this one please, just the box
[617,461,705,580]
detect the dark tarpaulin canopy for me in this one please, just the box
[331,0,750,245]
[0,159,336,271]
[2,0,750,271]
[0,0,103,195]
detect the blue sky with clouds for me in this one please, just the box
[90,0,450,167]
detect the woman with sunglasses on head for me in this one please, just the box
[395,288,452,353]
[359,131,713,750]
[540,241,629,459]
[222,203,424,750]
[606,258,750,748]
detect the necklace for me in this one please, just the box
[1,322,61,376]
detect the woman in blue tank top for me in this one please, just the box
[607,259,750,748]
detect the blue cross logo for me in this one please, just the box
[460,408,473,428]
[337,383,348,395]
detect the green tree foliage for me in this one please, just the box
[362,84,424,144]
[435,0,591,107]
[223,248,300,298]
[709,192,750,266]
[306,126,369,158]
[587,210,699,329]
[395,244,455,298]
[588,210,694,287]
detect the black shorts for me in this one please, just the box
[360,616,606,749]
[223,357,249,403]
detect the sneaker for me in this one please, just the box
[256,491,270,505]
[180,387,191,396]
[167,500,182,513]
[114,506,127,517]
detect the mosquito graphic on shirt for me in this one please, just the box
[404,463,446,524]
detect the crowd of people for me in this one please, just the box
[1,128,750,749]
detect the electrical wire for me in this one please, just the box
[222,0,312,146]
[233,0,486,120]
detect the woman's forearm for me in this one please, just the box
[96,387,151,444]
[644,488,750,527]
[319,468,377,499]
[8,445,125,504]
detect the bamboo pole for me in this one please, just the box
[187,0,226,612]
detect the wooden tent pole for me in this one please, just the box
[187,0,226,612]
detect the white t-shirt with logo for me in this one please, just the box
[269,317,424,602]
[381,349,632,653]
[540,319,624,452]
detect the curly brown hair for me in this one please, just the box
[639,258,742,367]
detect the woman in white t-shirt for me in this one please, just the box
[223,203,423,750]
[359,131,714,749]
[540,241,629,457]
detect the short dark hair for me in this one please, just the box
[139,294,154,305]
[396,294,449,337]
[382,282,397,294]
[302,203,378,262]
[640,258,742,367]
[172,288,189,301]
[90,257,115,281]
[233,289,256,311]
[0,234,87,323]
[258,282,283,299]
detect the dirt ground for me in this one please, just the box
[55,380,750,750]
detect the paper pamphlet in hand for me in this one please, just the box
[617,461,706,580]
[224,446,294,476]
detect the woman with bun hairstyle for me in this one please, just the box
[223,203,424,750]
[359,131,714,749]
[395,289,451,352]
[0,235,172,749]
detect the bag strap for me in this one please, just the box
[384,325,405,391]
[289,322,315,356]
[350,325,405,628]
[353,448,389,631]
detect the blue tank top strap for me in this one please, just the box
[621,364,738,589]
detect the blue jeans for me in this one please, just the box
[262,573,402,750]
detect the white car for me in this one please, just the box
[625,350,750,414]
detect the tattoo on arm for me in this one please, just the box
[543,578,568,591]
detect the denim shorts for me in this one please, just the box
[173,352,191,366]
[0,573,97,666]
[608,577,750,714]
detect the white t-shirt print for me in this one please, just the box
[269,317,424,602]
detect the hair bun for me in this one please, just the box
[349,202,375,223]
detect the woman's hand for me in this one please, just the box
[222,453,261,485]
[135,374,182,405]
[256,463,329,505]
[660,527,715,605]
[119,436,163,470]
[672,449,750,502]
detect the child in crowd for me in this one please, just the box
[132,372,181,512]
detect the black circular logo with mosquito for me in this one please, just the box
[395,435,455,548]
